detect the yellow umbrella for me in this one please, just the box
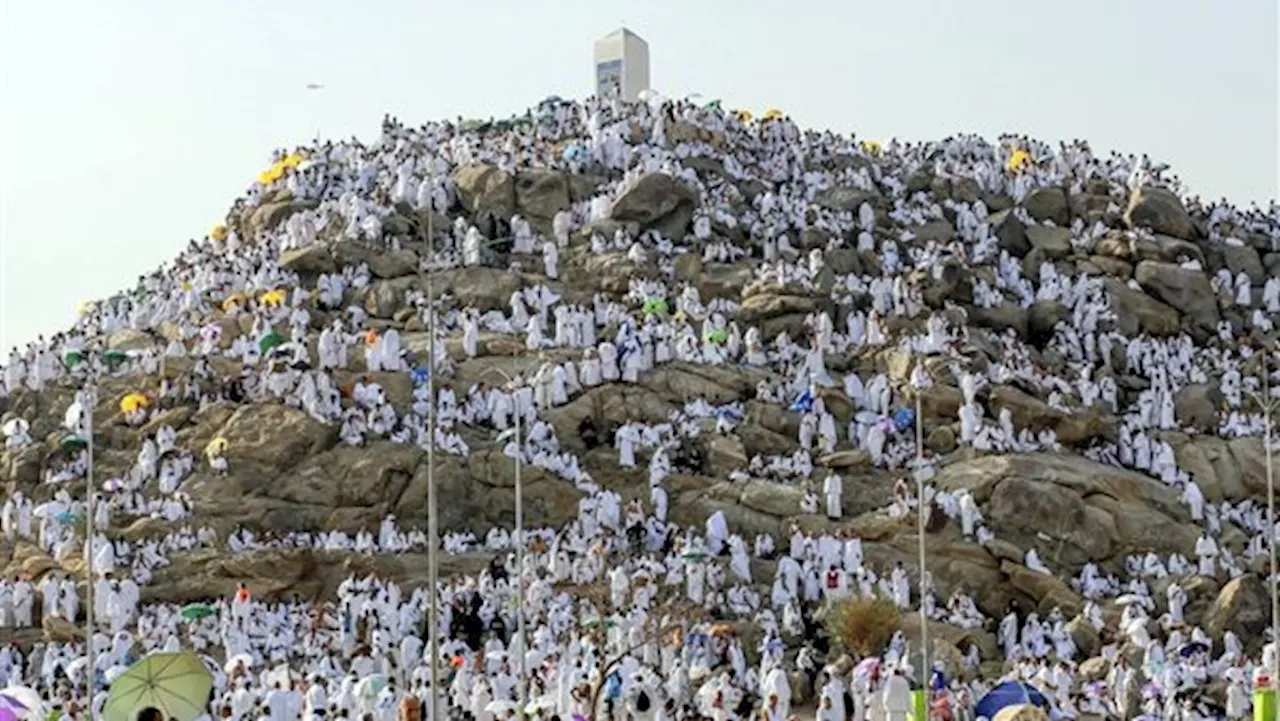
[119,393,149,414]
[76,301,96,316]
[708,622,736,636]
[1007,149,1032,172]
[860,140,882,155]
[210,224,228,241]
[204,437,229,458]
[733,109,753,123]
[103,652,213,721]
[993,705,1049,721]
[762,108,785,121]
[280,152,305,169]
[259,289,287,307]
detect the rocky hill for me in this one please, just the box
[1,100,1277,673]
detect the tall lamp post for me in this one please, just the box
[486,368,527,718]
[64,347,101,711]
[417,184,441,721]
[85,376,97,711]
[910,362,931,699]
[1246,344,1278,688]
[1260,347,1278,686]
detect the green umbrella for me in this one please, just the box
[704,328,728,344]
[103,349,129,366]
[642,298,669,316]
[103,652,213,721]
[258,332,285,355]
[179,604,215,621]
[702,100,722,110]
[60,435,88,451]
[63,350,84,369]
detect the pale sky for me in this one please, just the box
[1,0,1276,349]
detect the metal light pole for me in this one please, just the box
[912,363,929,699]
[84,370,96,713]
[485,367,526,717]
[1263,346,1278,688]
[513,409,526,718]
[421,187,440,721]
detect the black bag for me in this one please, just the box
[635,691,651,713]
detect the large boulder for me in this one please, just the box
[609,173,697,240]
[454,164,516,218]
[514,170,571,221]
[1173,384,1223,433]
[106,329,155,352]
[211,405,337,480]
[991,209,1030,256]
[987,386,1105,445]
[248,199,319,234]
[935,453,1198,565]
[1125,185,1197,240]
[1103,278,1181,336]
[1223,243,1265,284]
[739,480,804,518]
[814,187,881,213]
[442,267,524,312]
[278,245,336,275]
[1134,261,1220,328]
[363,281,401,319]
[1203,574,1271,647]
[1025,226,1072,259]
[1023,187,1069,226]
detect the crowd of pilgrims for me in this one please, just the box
[2,92,1280,721]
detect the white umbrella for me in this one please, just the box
[64,657,89,681]
[62,402,83,431]
[524,695,556,714]
[31,502,63,519]
[1,419,28,436]
[354,674,388,707]
[485,700,518,714]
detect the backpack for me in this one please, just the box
[635,691,651,712]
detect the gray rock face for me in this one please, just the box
[1125,185,1197,239]
[1025,226,1072,259]
[1134,261,1220,328]
[609,173,697,240]
[12,96,1280,684]
[1023,187,1069,226]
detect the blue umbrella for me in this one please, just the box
[892,407,915,433]
[789,388,815,413]
[930,667,947,692]
[55,511,78,524]
[974,681,1050,720]
[1179,641,1210,658]
[410,367,430,386]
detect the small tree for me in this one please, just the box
[825,596,902,658]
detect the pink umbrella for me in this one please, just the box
[853,656,882,684]
[0,692,29,721]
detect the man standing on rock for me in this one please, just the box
[1194,532,1218,577]
[822,472,842,520]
